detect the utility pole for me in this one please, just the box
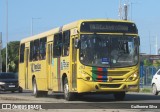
[155,36,158,55]
[119,0,129,20]
[149,31,151,55]
[123,3,128,20]
[118,0,122,19]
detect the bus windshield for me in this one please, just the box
[80,34,139,67]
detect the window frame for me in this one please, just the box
[39,37,47,60]
[53,33,62,58]
[62,30,70,57]
[30,41,34,61]
[20,43,25,63]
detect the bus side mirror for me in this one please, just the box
[137,36,140,45]
[75,38,80,49]
[135,37,140,46]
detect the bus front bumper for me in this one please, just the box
[77,78,139,93]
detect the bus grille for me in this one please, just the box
[99,84,121,88]
[108,71,129,76]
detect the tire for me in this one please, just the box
[18,86,23,93]
[152,84,159,95]
[11,91,15,93]
[114,92,126,101]
[32,78,40,97]
[63,77,74,101]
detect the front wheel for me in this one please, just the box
[63,77,74,101]
[152,84,159,95]
[114,92,126,101]
[33,78,40,97]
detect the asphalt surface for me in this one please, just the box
[0,91,160,112]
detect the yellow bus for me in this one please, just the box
[19,19,140,101]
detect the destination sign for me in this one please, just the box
[80,21,138,34]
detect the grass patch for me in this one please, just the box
[140,88,152,93]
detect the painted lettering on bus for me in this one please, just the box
[61,60,69,70]
[31,63,41,72]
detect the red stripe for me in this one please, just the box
[98,75,102,78]
[97,68,103,71]
[97,80,103,82]
[98,68,103,76]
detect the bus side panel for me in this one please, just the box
[28,61,47,91]
[38,60,47,91]
[27,61,32,90]
[52,58,59,91]
[19,63,25,89]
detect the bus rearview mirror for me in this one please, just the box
[75,38,80,49]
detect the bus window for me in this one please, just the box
[20,44,25,63]
[30,41,34,61]
[63,30,70,56]
[33,39,40,61]
[53,33,62,58]
[40,37,46,60]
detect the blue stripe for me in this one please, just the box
[102,76,107,79]
[102,80,107,82]
[103,68,107,72]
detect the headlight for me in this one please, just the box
[0,82,5,85]
[127,73,138,81]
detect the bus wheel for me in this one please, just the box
[63,77,74,101]
[114,92,126,101]
[152,84,159,95]
[33,78,40,97]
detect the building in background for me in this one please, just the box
[0,32,2,72]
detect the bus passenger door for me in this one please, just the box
[25,48,29,89]
[71,37,77,89]
[47,43,53,90]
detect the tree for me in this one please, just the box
[143,59,152,66]
[1,41,20,72]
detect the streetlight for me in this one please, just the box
[31,18,41,36]
[6,0,8,72]
[130,2,135,20]
[0,32,2,72]
[130,1,139,20]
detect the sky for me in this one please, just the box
[0,0,160,54]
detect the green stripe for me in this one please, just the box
[92,67,97,81]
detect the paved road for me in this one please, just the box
[0,91,160,112]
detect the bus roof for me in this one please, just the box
[20,19,135,43]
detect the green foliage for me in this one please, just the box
[155,60,160,67]
[143,59,152,66]
[1,41,20,72]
